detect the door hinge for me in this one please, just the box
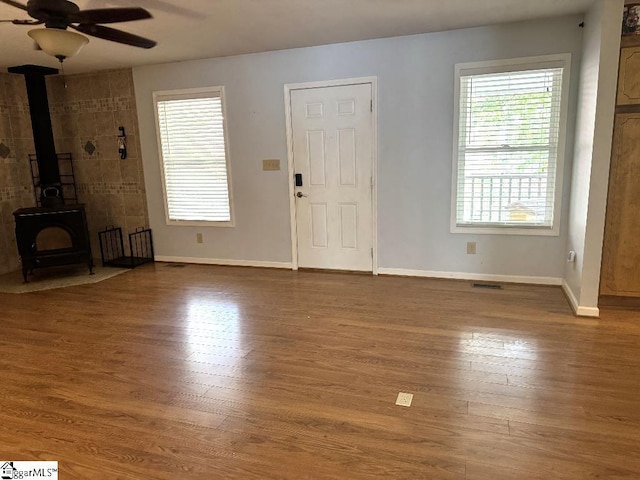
[370,176,374,188]
[371,248,374,259]
[370,100,373,112]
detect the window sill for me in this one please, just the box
[450,224,559,236]
[166,220,235,228]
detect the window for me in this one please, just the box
[451,54,570,235]
[154,86,233,225]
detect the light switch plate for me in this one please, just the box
[395,392,413,407]
[467,242,476,255]
[263,159,280,171]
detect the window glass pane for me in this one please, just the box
[455,65,564,229]
[156,91,231,223]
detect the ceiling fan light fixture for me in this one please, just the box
[28,28,89,60]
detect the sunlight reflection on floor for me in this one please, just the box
[182,296,245,392]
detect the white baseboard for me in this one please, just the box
[561,279,580,314]
[155,256,293,270]
[561,279,600,317]
[377,267,562,286]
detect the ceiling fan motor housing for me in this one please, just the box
[27,0,79,29]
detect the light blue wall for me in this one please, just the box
[133,15,584,278]
[564,0,622,313]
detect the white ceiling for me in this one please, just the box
[0,0,594,74]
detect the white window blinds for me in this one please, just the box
[454,58,567,231]
[155,88,232,223]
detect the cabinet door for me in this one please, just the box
[618,47,640,105]
[601,113,640,296]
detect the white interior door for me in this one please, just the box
[290,83,373,271]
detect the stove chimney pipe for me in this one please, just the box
[8,64,60,192]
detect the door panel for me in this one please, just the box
[291,83,373,271]
[307,130,326,186]
[339,203,358,249]
[310,203,329,248]
[338,128,357,186]
[618,47,640,105]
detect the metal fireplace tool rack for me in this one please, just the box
[98,226,154,268]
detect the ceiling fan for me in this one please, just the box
[0,0,157,57]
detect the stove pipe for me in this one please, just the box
[8,64,61,203]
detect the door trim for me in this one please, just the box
[284,77,378,274]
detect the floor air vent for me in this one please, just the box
[165,264,187,268]
[472,282,503,290]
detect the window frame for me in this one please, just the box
[153,85,235,227]
[450,53,571,236]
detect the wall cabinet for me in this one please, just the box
[601,45,640,298]
[601,113,640,296]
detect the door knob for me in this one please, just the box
[296,192,308,198]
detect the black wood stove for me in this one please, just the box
[9,65,93,282]
[13,205,93,282]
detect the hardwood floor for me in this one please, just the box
[1,263,640,479]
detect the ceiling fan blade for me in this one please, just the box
[72,23,156,49]
[0,0,27,11]
[0,18,41,24]
[11,18,44,24]
[84,0,198,19]
[72,7,152,25]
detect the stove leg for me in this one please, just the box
[22,267,29,283]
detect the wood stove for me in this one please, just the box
[14,205,93,282]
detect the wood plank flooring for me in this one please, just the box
[1,263,639,479]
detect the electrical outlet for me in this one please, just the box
[567,250,576,263]
[395,392,413,407]
[467,242,476,255]
[263,159,280,171]
[196,233,203,244]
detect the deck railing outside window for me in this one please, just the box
[461,174,547,225]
